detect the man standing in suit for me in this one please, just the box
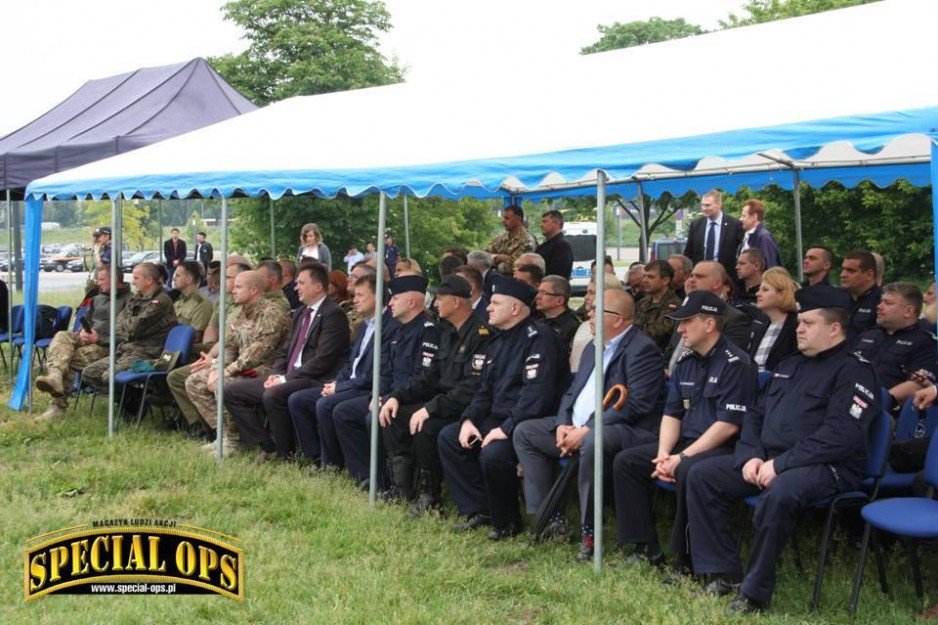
[683,190,744,281]
[224,263,350,462]
[194,231,213,275]
[514,289,664,560]
[163,228,188,278]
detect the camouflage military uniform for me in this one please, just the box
[263,290,292,314]
[634,289,682,353]
[169,296,243,426]
[174,290,212,334]
[485,228,537,275]
[185,296,290,434]
[40,285,132,408]
[339,299,362,338]
[81,289,177,388]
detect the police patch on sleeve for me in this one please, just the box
[850,402,863,419]
[525,363,539,379]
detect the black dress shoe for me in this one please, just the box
[727,592,768,614]
[488,522,523,541]
[623,545,665,568]
[453,513,491,532]
[540,516,570,541]
[253,450,280,464]
[699,577,741,598]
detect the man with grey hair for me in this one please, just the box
[468,249,497,296]
[514,252,546,274]
[668,254,693,299]
[536,275,580,355]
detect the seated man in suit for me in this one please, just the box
[224,263,350,462]
[288,272,397,469]
[514,289,665,560]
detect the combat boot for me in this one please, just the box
[36,397,68,422]
[389,456,415,502]
[409,469,443,517]
[36,369,65,398]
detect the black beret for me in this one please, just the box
[796,284,851,312]
[436,275,471,299]
[389,274,428,296]
[491,275,537,308]
[666,291,726,320]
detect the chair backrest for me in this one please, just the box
[10,304,24,333]
[864,410,895,480]
[894,396,938,441]
[923,429,938,488]
[71,306,90,333]
[757,370,773,391]
[163,324,195,366]
[53,306,73,334]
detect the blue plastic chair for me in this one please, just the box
[114,324,195,425]
[869,397,938,495]
[742,409,893,610]
[850,426,938,615]
[0,304,24,371]
[28,306,73,370]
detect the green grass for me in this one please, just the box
[0,378,930,624]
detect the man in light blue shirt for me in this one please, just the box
[514,289,665,560]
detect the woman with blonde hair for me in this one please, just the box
[297,223,332,269]
[748,266,800,372]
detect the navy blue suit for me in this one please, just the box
[514,326,665,529]
[740,223,782,269]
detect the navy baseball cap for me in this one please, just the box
[666,291,726,320]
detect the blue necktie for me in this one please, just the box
[705,220,716,261]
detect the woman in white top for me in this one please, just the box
[296,223,332,270]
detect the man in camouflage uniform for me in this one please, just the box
[168,261,250,435]
[257,259,292,314]
[172,261,213,342]
[185,271,290,454]
[634,260,682,353]
[35,264,131,420]
[80,262,177,388]
[485,205,537,275]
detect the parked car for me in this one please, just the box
[121,251,160,273]
[43,243,86,272]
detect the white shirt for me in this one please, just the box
[350,316,376,379]
[570,326,631,427]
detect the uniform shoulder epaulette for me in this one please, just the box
[526,323,538,338]
[723,348,740,363]
[424,320,435,328]
[676,350,694,364]
[478,326,490,336]
[850,350,872,364]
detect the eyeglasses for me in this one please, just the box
[537,291,563,297]
[602,309,623,316]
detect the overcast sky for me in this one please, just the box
[0,0,747,136]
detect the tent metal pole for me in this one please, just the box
[269,197,275,257]
[158,199,163,265]
[216,196,229,462]
[108,197,119,438]
[616,208,622,261]
[793,170,804,282]
[403,196,411,259]
[593,171,607,574]
[636,182,649,262]
[369,192,388,506]
[6,189,12,384]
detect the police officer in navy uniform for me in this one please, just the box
[333,275,439,487]
[840,250,882,341]
[685,285,880,614]
[612,291,754,568]
[379,275,494,514]
[854,281,936,412]
[438,275,567,540]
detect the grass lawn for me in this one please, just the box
[0,375,931,625]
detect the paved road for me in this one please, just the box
[5,269,90,293]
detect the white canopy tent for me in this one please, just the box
[13,0,938,571]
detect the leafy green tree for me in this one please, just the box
[580,17,704,54]
[209,0,403,105]
[721,0,877,28]
[82,199,150,258]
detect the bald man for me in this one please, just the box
[185,270,291,453]
[514,289,665,560]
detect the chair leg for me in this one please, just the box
[909,539,924,600]
[812,506,838,611]
[849,522,873,616]
[118,384,128,424]
[135,379,151,426]
[871,527,889,595]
